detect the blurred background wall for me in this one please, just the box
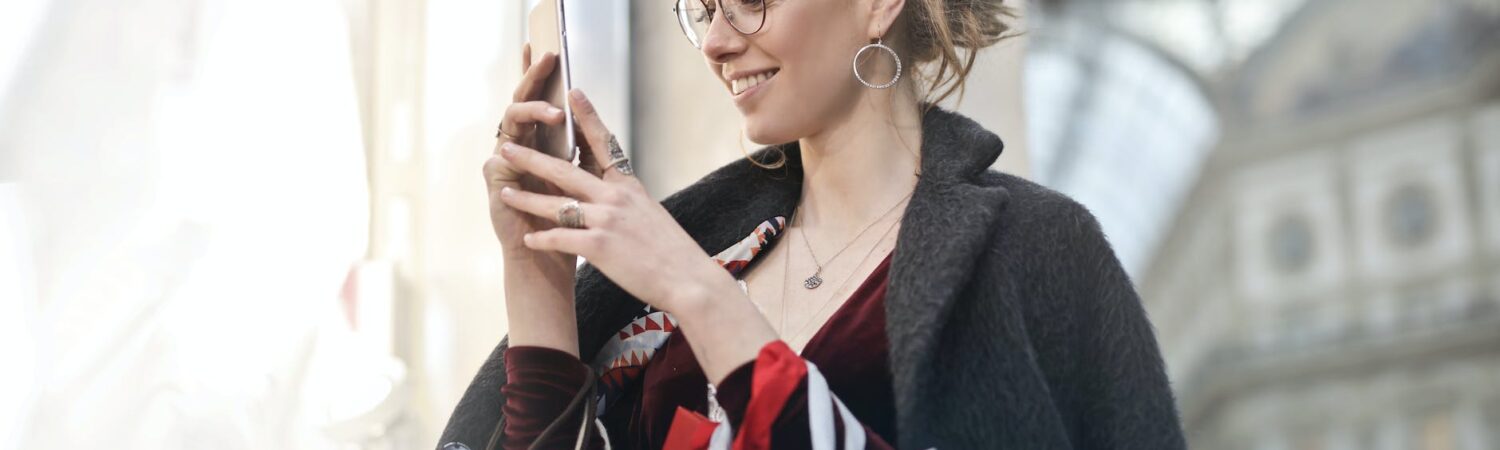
[1,0,1497,449]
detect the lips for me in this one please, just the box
[729,69,779,96]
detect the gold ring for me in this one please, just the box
[496,123,521,140]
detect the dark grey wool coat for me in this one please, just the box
[438,107,1187,449]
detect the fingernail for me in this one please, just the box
[522,233,534,244]
[570,89,585,102]
[500,142,517,156]
[500,186,514,197]
[547,106,563,117]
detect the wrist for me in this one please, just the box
[669,277,777,382]
[665,266,742,321]
[500,255,580,357]
[504,302,580,357]
[501,248,574,268]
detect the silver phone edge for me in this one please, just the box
[556,0,578,161]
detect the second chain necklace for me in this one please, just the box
[795,191,913,289]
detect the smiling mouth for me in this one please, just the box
[730,69,780,96]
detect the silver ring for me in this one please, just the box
[606,135,633,176]
[608,156,634,176]
[557,199,585,228]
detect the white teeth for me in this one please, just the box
[731,70,777,95]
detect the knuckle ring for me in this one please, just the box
[607,156,633,176]
[557,199,585,229]
[606,135,633,176]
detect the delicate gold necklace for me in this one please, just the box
[794,192,912,289]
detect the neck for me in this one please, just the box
[796,87,923,231]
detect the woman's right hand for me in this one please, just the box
[485,44,582,356]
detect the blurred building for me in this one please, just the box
[1033,0,1500,448]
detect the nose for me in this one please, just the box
[700,6,747,65]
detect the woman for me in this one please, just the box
[440,0,1185,448]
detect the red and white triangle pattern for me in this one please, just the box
[712,217,787,276]
[589,216,788,412]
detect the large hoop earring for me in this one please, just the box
[852,38,902,89]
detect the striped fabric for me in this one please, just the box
[693,342,869,450]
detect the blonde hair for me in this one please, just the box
[747,0,1019,169]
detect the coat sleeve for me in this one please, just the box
[1042,199,1188,449]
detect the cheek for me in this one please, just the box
[743,53,860,143]
[737,6,865,143]
[744,90,849,144]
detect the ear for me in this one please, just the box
[866,0,907,41]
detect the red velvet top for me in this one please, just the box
[501,252,897,449]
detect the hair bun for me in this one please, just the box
[903,0,1018,105]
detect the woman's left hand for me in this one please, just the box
[495,89,738,314]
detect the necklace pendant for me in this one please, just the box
[803,274,824,289]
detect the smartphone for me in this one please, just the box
[527,0,577,161]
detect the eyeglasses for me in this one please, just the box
[672,0,768,49]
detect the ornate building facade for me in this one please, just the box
[1125,1,1500,448]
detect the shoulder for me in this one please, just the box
[978,170,1109,248]
[653,147,798,249]
[971,169,1129,294]
[971,170,1142,334]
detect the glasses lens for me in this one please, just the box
[675,0,711,48]
[723,0,766,35]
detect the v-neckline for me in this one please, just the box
[794,250,895,357]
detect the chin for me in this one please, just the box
[741,118,800,146]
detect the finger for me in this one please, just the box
[523,227,604,256]
[521,43,532,74]
[497,186,608,227]
[484,157,524,226]
[498,101,566,144]
[513,52,558,103]
[576,145,602,176]
[483,155,520,189]
[575,125,602,175]
[499,141,609,200]
[567,89,633,181]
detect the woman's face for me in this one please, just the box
[698,0,881,144]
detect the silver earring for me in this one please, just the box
[852,38,901,89]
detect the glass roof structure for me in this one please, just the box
[1024,0,1312,274]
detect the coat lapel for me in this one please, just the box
[883,108,1012,429]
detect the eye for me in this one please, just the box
[693,0,716,23]
[728,0,766,12]
[681,4,711,24]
